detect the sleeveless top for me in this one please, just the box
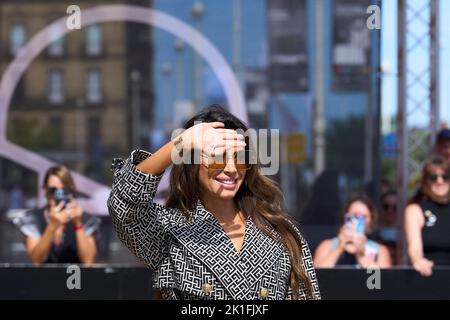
[418,198,450,265]
[13,207,100,263]
[330,237,380,266]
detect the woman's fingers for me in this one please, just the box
[213,139,246,149]
[225,140,247,149]
[423,266,432,277]
[212,139,246,150]
[203,131,245,153]
[415,259,434,277]
[54,201,65,212]
[426,261,434,276]
[209,146,227,157]
[217,128,239,134]
[210,144,246,158]
[195,125,247,159]
[208,122,225,128]
[63,209,71,221]
[220,133,245,141]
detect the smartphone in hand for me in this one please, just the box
[50,187,72,209]
[345,215,366,235]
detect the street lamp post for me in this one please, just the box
[161,63,173,127]
[130,69,142,149]
[174,38,185,102]
[314,0,326,177]
[232,0,242,85]
[191,0,205,110]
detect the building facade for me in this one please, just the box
[0,0,153,190]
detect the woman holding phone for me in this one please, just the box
[14,165,99,264]
[314,195,391,268]
[108,105,320,300]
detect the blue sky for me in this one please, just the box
[382,0,450,129]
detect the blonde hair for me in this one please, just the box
[43,165,76,192]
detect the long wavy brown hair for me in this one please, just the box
[166,104,314,299]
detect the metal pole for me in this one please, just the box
[131,70,142,149]
[191,1,205,111]
[314,0,325,177]
[430,0,440,143]
[364,77,374,184]
[233,0,241,85]
[174,39,185,103]
[371,0,383,207]
[161,63,173,127]
[396,0,408,266]
[193,47,201,110]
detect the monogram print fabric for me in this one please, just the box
[108,150,320,300]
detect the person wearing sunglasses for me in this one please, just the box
[405,155,450,276]
[14,165,99,264]
[108,104,320,300]
[373,189,399,265]
[314,195,391,268]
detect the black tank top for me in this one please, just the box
[17,208,99,263]
[419,198,450,265]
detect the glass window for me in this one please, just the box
[49,116,63,148]
[48,70,64,104]
[10,23,26,56]
[48,25,64,56]
[86,69,102,103]
[85,24,102,56]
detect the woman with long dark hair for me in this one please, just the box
[405,155,450,276]
[108,105,320,300]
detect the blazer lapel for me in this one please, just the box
[240,218,286,288]
[166,200,286,299]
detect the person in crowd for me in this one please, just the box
[380,190,398,229]
[374,189,398,265]
[313,195,391,268]
[405,155,450,276]
[435,128,450,165]
[14,165,99,264]
[108,105,320,300]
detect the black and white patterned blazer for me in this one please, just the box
[108,150,321,300]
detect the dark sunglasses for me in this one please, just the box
[382,203,397,211]
[427,172,450,183]
[203,150,257,171]
[46,187,71,197]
